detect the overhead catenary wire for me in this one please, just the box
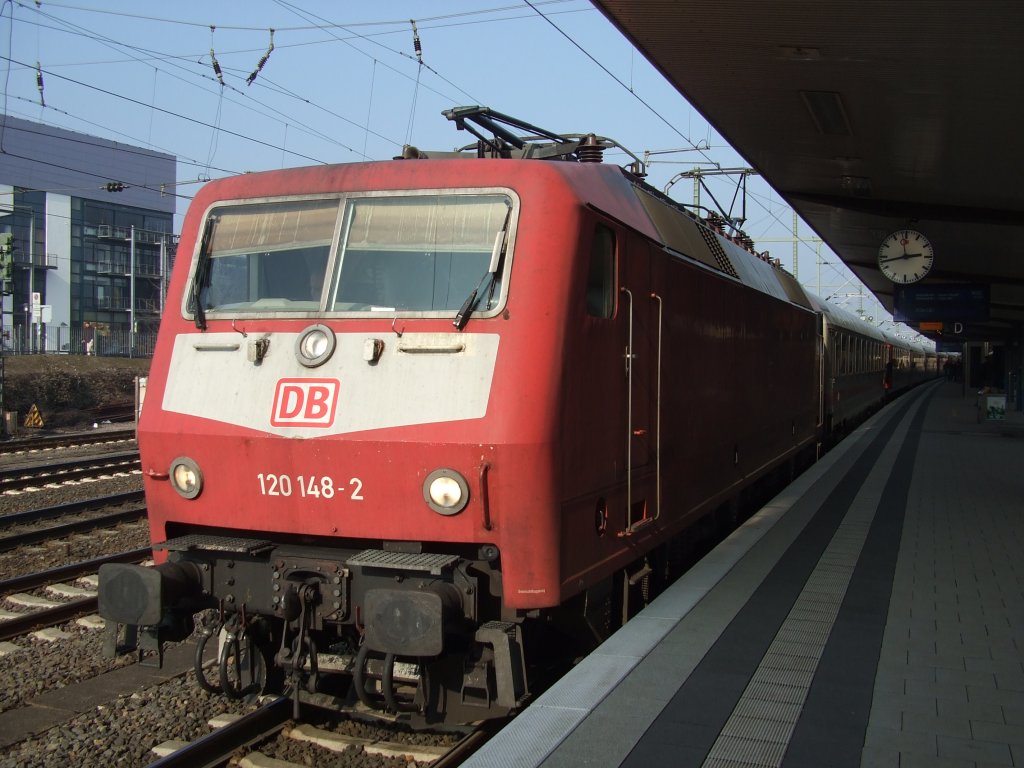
[208,34,224,86]
[7,0,589,166]
[14,3,377,159]
[15,0,586,35]
[522,0,715,166]
[2,98,242,178]
[9,0,777,228]
[13,1,594,74]
[5,0,604,173]
[18,8,471,105]
[205,26,226,175]
[34,59,44,106]
[362,59,377,159]
[410,20,423,65]
[245,28,274,86]
[513,3,865,299]
[270,0,481,106]
[1,54,332,166]
[0,147,194,201]
[405,19,423,147]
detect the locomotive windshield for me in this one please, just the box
[191,193,512,318]
[196,199,338,314]
[331,195,510,313]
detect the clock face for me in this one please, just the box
[878,230,934,284]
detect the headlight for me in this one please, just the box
[295,324,336,368]
[423,469,469,515]
[170,456,203,499]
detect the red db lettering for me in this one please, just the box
[279,385,304,419]
[304,385,331,420]
[271,379,339,427]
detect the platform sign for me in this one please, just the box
[31,302,51,324]
[894,283,989,323]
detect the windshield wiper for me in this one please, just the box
[189,216,217,330]
[453,209,510,331]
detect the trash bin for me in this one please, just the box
[985,394,1006,420]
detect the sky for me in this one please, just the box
[0,0,897,325]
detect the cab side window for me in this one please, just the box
[586,225,616,318]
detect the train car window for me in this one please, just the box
[586,225,615,318]
[197,199,338,313]
[331,194,511,313]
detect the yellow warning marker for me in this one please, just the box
[23,404,44,428]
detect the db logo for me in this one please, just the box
[271,379,340,427]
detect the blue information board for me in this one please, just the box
[894,283,989,322]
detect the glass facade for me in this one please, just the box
[1,188,175,353]
[71,194,175,335]
[3,190,50,341]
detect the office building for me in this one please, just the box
[0,114,176,354]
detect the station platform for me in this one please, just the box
[465,381,1024,768]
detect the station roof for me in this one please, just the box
[593,1,1024,344]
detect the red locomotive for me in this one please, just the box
[99,108,935,724]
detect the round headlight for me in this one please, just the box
[423,469,469,515]
[295,324,336,368]
[169,456,203,499]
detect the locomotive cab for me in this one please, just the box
[99,180,536,723]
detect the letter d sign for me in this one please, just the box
[271,378,340,427]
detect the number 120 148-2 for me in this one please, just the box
[257,473,364,500]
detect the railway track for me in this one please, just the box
[0,490,146,553]
[0,502,147,551]
[0,489,144,527]
[0,450,141,493]
[148,697,490,768]
[0,426,137,455]
[147,697,293,768]
[0,491,151,642]
[0,547,150,642]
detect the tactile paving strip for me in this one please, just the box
[700,405,918,767]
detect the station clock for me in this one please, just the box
[877,230,934,284]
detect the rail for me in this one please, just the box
[146,697,293,768]
[0,429,138,454]
[0,506,147,551]
[0,450,140,493]
[0,547,150,593]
